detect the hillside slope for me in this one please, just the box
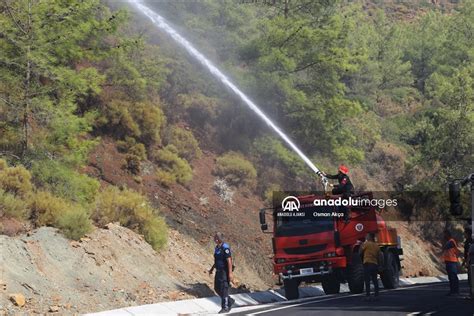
[1,138,446,315]
[1,0,471,314]
[0,223,268,315]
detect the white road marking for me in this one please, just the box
[239,282,446,316]
[246,293,362,315]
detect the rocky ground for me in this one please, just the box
[0,223,268,315]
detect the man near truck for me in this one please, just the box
[209,232,235,313]
[361,232,381,300]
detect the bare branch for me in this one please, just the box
[289,60,321,73]
[278,24,304,48]
[0,95,20,107]
[0,152,21,161]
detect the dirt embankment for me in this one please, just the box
[1,138,447,314]
[87,138,275,287]
[0,223,268,315]
[0,221,446,315]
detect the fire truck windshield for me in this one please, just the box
[275,205,335,237]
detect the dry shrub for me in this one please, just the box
[215,151,257,189]
[30,191,92,240]
[93,187,167,250]
[154,145,193,186]
[0,189,29,219]
[0,161,32,197]
[164,126,202,161]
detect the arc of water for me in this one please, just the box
[128,0,328,188]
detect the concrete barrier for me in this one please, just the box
[86,274,468,316]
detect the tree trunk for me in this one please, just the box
[22,0,32,156]
[284,0,289,19]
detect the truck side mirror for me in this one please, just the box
[449,181,463,216]
[259,209,268,231]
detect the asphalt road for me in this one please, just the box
[233,281,474,316]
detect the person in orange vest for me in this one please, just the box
[442,230,461,295]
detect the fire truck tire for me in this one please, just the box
[381,251,399,289]
[283,278,299,300]
[348,254,364,294]
[322,274,340,294]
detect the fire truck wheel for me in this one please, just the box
[283,278,300,300]
[381,250,399,289]
[348,254,364,294]
[322,274,340,294]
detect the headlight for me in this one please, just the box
[276,258,286,264]
[323,252,337,258]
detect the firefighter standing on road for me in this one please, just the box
[360,232,382,300]
[209,232,235,313]
[323,164,354,222]
[442,230,461,296]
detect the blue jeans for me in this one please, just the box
[445,262,459,294]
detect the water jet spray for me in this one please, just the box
[128,0,329,189]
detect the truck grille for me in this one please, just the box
[284,244,327,255]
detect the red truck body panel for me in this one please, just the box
[271,192,389,276]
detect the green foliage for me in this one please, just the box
[128,143,147,161]
[105,39,169,100]
[96,99,165,146]
[142,216,168,252]
[176,93,220,120]
[30,190,92,240]
[125,154,141,175]
[0,0,120,162]
[0,162,32,197]
[0,189,29,220]
[154,145,193,186]
[414,66,474,180]
[343,7,415,106]
[31,160,99,205]
[117,138,147,174]
[164,126,202,161]
[252,136,305,177]
[155,169,176,187]
[263,184,281,204]
[0,0,471,233]
[30,191,72,226]
[236,3,367,159]
[404,12,447,94]
[215,152,257,189]
[93,187,167,250]
[153,1,257,63]
[56,207,93,240]
[132,101,166,146]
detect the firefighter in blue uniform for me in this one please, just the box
[209,232,235,313]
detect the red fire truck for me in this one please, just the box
[259,192,403,299]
